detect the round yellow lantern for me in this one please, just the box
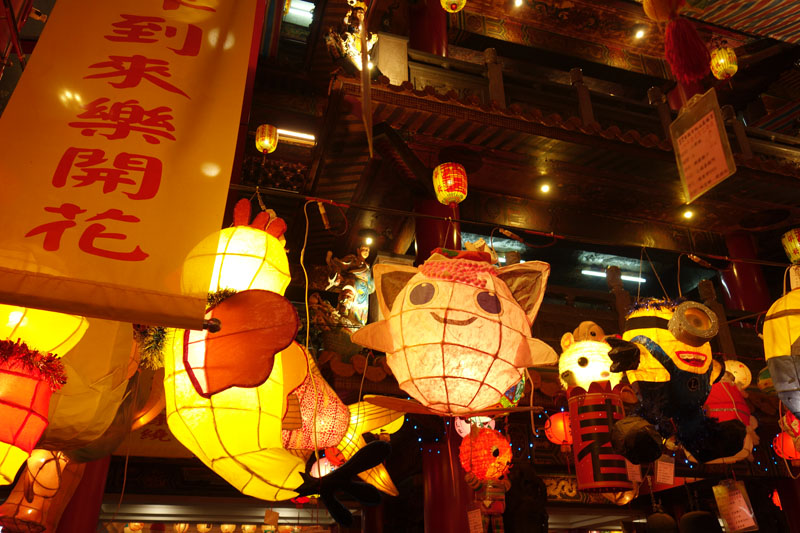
[0,305,88,355]
[256,124,279,154]
[440,0,466,13]
[174,524,190,533]
[432,163,468,207]
[196,525,213,533]
[558,338,621,390]
[181,199,290,296]
[710,43,738,80]
[128,524,145,532]
[221,525,237,533]
[242,526,258,533]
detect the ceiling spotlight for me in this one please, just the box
[515,0,523,6]
[634,28,645,39]
[540,183,551,193]
[365,236,374,245]
[683,209,694,220]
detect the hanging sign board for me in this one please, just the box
[467,508,483,533]
[625,459,642,482]
[0,0,259,329]
[655,455,675,485]
[712,480,758,532]
[669,88,736,204]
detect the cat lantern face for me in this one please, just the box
[351,251,557,415]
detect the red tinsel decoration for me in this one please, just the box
[0,340,66,391]
[665,17,710,85]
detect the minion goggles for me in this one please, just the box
[624,301,719,347]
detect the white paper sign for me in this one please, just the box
[625,459,642,482]
[655,455,675,485]
[467,508,484,533]
[713,480,758,532]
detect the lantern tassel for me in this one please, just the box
[665,17,710,85]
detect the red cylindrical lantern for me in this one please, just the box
[544,412,572,446]
[0,340,65,485]
[459,427,512,481]
[568,382,632,493]
[255,124,279,154]
[432,163,468,207]
[774,432,800,460]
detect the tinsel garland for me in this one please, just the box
[207,288,238,310]
[133,325,167,370]
[629,297,687,313]
[0,339,66,391]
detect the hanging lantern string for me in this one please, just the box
[230,185,798,270]
[301,200,323,465]
[642,247,670,300]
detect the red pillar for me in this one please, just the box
[719,231,772,312]
[414,198,461,265]
[55,455,111,533]
[362,502,384,533]
[408,0,447,57]
[422,430,472,533]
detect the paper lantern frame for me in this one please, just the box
[432,163,468,206]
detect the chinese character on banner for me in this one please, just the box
[52,148,162,200]
[85,54,190,98]
[0,0,259,329]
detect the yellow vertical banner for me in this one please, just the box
[0,0,259,329]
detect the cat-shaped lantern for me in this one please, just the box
[352,249,557,415]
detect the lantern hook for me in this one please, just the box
[203,318,221,333]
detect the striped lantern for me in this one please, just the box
[710,44,738,80]
[256,124,279,154]
[568,382,632,493]
[432,163,468,207]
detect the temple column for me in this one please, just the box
[408,0,447,57]
[422,430,472,533]
[414,197,460,264]
[55,455,110,533]
[719,231,772,312]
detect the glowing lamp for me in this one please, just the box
[774,431,800,460]
[558,339,621,390]
[440,0,466,13]
[174,524,190,533]
[221,525,237,533]
[763,287,800,418]
[432,163,468,207]
[782,229,800,264]
[196,525,213,533]
[164,330,308,501]
[351,251,557,415]
[256,124,279,154]
[459,427,512,481]
[642,0,683,21]
[242,526,258,533]
[544,412,572,445]
[0,341,65,485]
[710,44,738,80]
[0,305,88,355]
[181,199,290,296]
[128,524,145,531]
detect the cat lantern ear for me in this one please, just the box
[349,264,417,355]
[496,261,550,326]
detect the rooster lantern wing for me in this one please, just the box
[351,249,557,415]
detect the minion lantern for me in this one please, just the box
[764,266,800,418]
[608,299,746,464]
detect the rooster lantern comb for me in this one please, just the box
[351,249,557,415]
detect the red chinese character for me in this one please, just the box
[85,55,189,98]
[24,204,86,251]
[68,98,176,144]
[80,209,149,261]
[53,148,162,200]
[105,14,162,43]
[105,14,202,57]
[162,0,216,12]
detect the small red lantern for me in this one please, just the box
[432,163,468,207]
[774,432,800,460]
[0,341,65,485]
[459,427,512,481]
[544,412,572,446]
[256,124,279,154]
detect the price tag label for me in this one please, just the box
[625,459,642,482]
[655,455,675,486]
[467,508,484,533]
[713,480,758,532]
